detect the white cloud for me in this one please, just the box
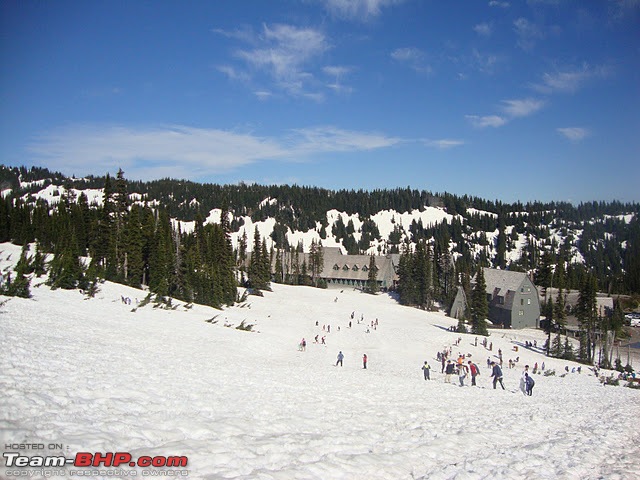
[323,66,354,94]
[391,47,423,63]
[215,24,330,99]
[471,49,501,74]
[391,47,432,74]
[489,1,510,7]
[532,63,611,94]
[323,66,351,77]
[513,18,544,51]
[423,139,465,149]
[501,98,545,118]
[216,65,250,83]
[557,127,589,142]
[289,126,402,154]
[473,23,492,37]
[465,115,507,128]
[253,91,273,101]
[319,0,406,20]
[27,124,403,179]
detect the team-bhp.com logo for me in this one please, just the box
[4,452,189,476]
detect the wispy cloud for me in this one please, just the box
[391,47,432,74]
[471,49,501,74]
[253,91,273,101]
[608,0,640,22]
[423,139,465,149]
[216,65,250,83]
[318,0,406,20]
[513,18,545,51]
[289,126,402,154]
[501,98,545,118]
[473,23,492,37]
[557,127,589,142]
[215,23,332,99]
[531,63,611,94]
[27,124,404,179]
[489,1,510,7]
[467,97,544,129]
[465,115,507,128]
[323,65,354,94]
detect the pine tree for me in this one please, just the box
[495,215,507,269]
[5,244,32,298]
[577,274,598,363]
[457,316,467,333]
[366,255,378,294]
[274,249,284,284]
[471,266,489,336]
[47,235,84,290]
[123,205,144,287]
[32,242,47,277]
[218,205,237,305]
[309,239,324,287]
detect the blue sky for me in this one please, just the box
[1,0,639,204]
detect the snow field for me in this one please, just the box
[1,243,639,479]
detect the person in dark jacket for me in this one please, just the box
[491,361,505,390]
[445,360,455,383]
[336,351,344,367]
[524,372,535,396]
[422,361,431,380]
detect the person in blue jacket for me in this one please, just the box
[524,372,535,396]
[491,361,505,390]
[336,351,344,367]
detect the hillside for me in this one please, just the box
[1,242,639,479]
[2,165,639,297]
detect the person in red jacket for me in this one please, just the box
[362,354,368,369]
[468,361,480,386]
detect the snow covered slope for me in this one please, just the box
[1,243,639,479]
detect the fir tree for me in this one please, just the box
[471,266,489,336]
[309,239,324,287]
[366,255,378,294]
[5,244,32,298]
[576,274,598,364]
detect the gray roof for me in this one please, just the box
[477,268,531,296]
[320,247,397,283]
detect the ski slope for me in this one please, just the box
[1,243,638,480]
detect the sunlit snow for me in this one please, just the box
[1,242,638,479]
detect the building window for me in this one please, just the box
[352,265,359,271]
[333,264,339,270]
[527,298,531,305]
[519,310,524,316]
[343,265,349,271]
[362,266,368,272]
[521,299,524,306]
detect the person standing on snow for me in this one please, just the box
[520,365,530,395]
[445,360,455,383]
[491,361,505,390]
[524,372,535,396]
[363,354,368,369]
[458,362,469,387]
[468,361,479,386]
[336,351,344,367]
[422,361,431,380]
